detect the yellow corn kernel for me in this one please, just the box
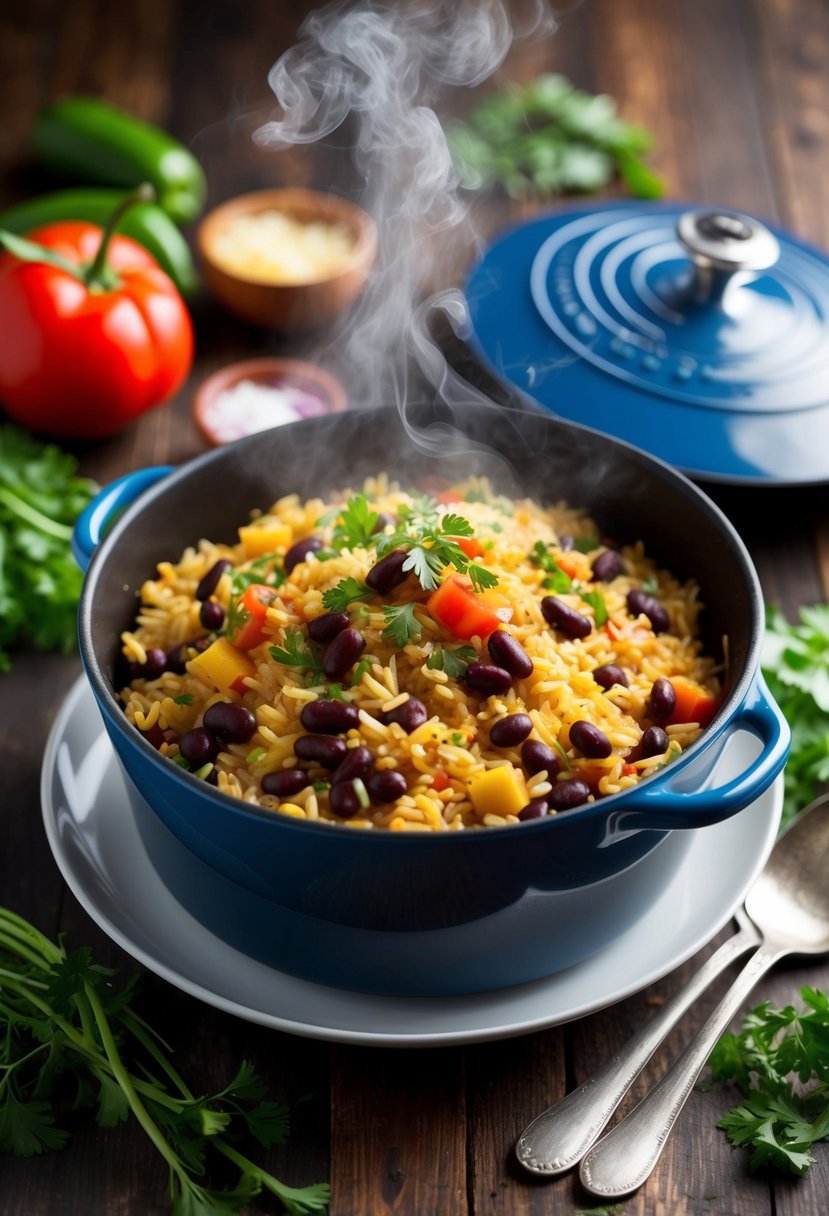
[238,521,292,558]
[468,764,528,818]
[187,637,256,694]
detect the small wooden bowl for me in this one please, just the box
[193,357,348,447]
[196,188,377,330]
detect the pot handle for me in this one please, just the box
[623,673,790,829]
[72,466,174,573]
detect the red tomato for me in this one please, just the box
[230,584,278,651]
[0,219,193,438]
[427,574,511,641]
[667,676,720,729]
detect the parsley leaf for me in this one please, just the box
[581,588,608,627]
[331,494,379,551]
[322,577,372,612]
[377,497,498,593]
[269,628,324,680]
[382,602,423,647]
[427,644,478,679]
[531,542,573,592]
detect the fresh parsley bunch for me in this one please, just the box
[445,72,664,200]
[708,986,829,1176]
[0,906,329,1215]
[0,425,96,670]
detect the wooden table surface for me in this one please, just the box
[3,1,829,1213]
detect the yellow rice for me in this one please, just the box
[118,476,721,830]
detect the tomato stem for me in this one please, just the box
[84,182,156,288]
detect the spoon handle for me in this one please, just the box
[579,940,785,1199]
[515,924,760,1175]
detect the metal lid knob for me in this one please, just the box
[676,209,780,304]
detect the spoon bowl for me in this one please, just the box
[743,796,829,953]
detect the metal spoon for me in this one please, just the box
[515,793,829,1186]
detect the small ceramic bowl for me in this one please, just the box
[193,357,348,446]
[196,188,377,330]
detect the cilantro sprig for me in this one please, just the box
[269,628,325,683]
[321,577,372,613]
[426,644,478,679]
[0,905,329,1213]
[707,986,829,1176]
[330,494,379,551]
[382,602,423,647]
[376,498,498,593]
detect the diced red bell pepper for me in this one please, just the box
[229,583,277,651]
[667,676,719,728]
[426,574,511,641]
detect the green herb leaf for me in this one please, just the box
[427,644,478,679]
[174,694,194,706]
[321,577,371,612]
[382,602,423,647]
[581,588,608,626]
[269,628,324,678]
[331,494,379,551]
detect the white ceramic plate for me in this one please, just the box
[41,676,782,1047]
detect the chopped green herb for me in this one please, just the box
[531,541,572,592]
[382,602,423,647]
[269,629,324,679]
[427,644,478,679]
[312,782,330,793]
[543,569,573,593]
[466,562,499,592]
[450,731,466,746]
[349,659,372,686]
[330,494,379,551]
[172,754,191,770]
[227,553,285,598]
[464,487,489,503]
[581,588,608,626]
[573,536,600,554]
[708,985,829,1177]
[321,577,372,612]
[641,575,659,595]
[194,762,214,781]
[0,906,329,1213]
[324,683,346,700]
[173,693,194,705]
[246,747,266,763]
[376,498,498,593]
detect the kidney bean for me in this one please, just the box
[366,769,408,803]
[521,738,561,778]
[548,779,591,812]
[463,661,513,696]
[627,588,670,634]
[518,797,549,822]
[196,559,232,602]
[322,628,366,680]
[490,713,533,749]
[300,699,360,734]
[541,596,592,639]
[261,769,309,798]
[329,781,364,819]
[569,720,612,759]
[593,663,629,690]
[139,722,166,749]
[180,728,219,766]
[165,636,209,674]
[130,647,167,682]
[308,611,350,643]
[332,746,375,786]
[381,696,428,733]
[284,536,323,574]
[649,677,677,721]
[203,701,257,744]
[591,549,625,582]
[641,725,670,758]
[199,599,225,631]
[487,630,533,679]
[295,734,348,768]
[365,549,410,594]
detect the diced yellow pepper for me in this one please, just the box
[468,765,528,818]
[238,521,292,558]
[187,637,256,694]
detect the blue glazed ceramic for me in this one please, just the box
[75,404,789,995]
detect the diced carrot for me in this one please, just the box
[667,676,719,728]
[431,769,451,791]
[556,555,580,578]
[426,574,509,641]
[621,763,638,776]
[230,583,277,650]
[452,535,485,560]
[604,618,625,642]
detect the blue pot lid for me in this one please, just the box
[465,200,829,484]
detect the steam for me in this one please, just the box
[254,0,557,442]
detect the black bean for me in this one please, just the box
[367,769,408,803]
[490,713,533,748]
[308,611,350,643]
[261,768,309,798]
[591,549,625,582]
[627,588,670,633]
[166,636,209,674]
[295,734,348,768]
[180,727,219,766]
[284,536,323,574]
[300,699,360,734]
[487,630,533,679]
[649,677,677,721]
[196,559,232,602]
[199,599,225,631]
[541,596,592,639]
[329,781,365,819]
[381,696,428,733]
[518,797,549,822]
[136,648,166,680]
[372,511,397,534]
[365,549,410,594]
[569,720,612,759]
[593,663,629,690]
[322,628,366,680]
[332,746,375,786]
[463,661,513,696]
[640,725,670,758]
[521,738,561,778]
[203,702,257,744]
[548,779,591,811]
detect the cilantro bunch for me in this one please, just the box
[761,604,829,826]
[445,72,664,200]
[708,986,829,1176]
[0,425,96,671]
[0,906,329,1215]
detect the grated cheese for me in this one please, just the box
[211,210,356,283]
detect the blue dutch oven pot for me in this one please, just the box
[74,403,789,995]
